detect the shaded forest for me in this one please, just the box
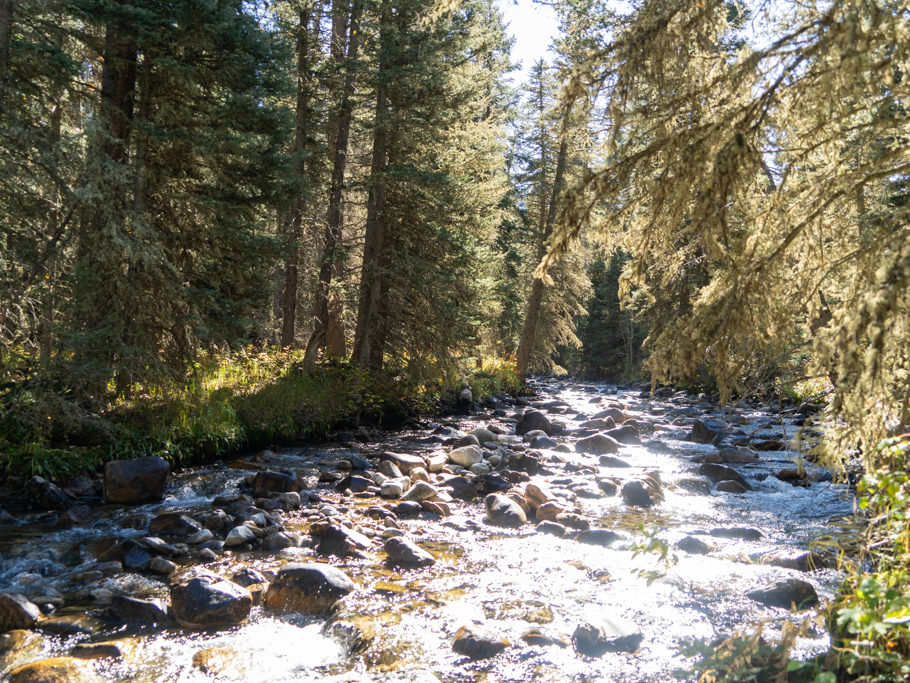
[0,0,909,677]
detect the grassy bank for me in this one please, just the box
[0,349,520,484]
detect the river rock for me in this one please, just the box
[452,624,510,659]
[687,419,724,444]
[32,477,71,510]
[252,470,299,495]
[576,433,620,455]
[7,656,101,683]
[471,427,499,445]
[448,445,483,467]
[314,523,371,557]
[0,629,44,672]
[535,501,565,522]
[675,536,711,554]
[593,407,626,422]
[716,480,749,494]
[576,529,621,546]
[103,456,170,504]
[380,479,405,498]
[555,513,590,530]
[598,455,630,468]
[717,447,759,463]
[484,493,526,527]
[149,513,201,536]
[516,410,554,436]
[383,537,435,567]
[0,593,41,632]
[604,426,640,445]
[580,418,616,430]
[697,464,750,489]
[621,480,656,508]
[381,452,426,474]
[378,460,404,478]
[223,524,258,548]
[427,453,448,472]
[709,526,762,541]
[170,569,252,629]
[444,476,477,500]
[756,550,825,571]
[192,646,239,677]
[263,563,354,615]
[746,579,819,609]
[529,435,557,449]
[572,616,643,656]
[522,628,570,648]
[105,595,169,627]
[524,482,555,508]
[536,521,567,536]
[149,557,178,575]
[70,638,137,661]
[402,481,438,502]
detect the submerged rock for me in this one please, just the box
[169,569,252,629]
[7,656,101,683]
[572,616,643,656]
[263,563,354,615]
[675,536,711,555]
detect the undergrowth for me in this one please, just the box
[0,348,520,482]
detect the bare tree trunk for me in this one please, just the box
[352,0,390,371]
[280,3,318,348]
[515,137,568,378]
[304,0,363,370]
[39,101,62,366]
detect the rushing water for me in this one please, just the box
[0,380,860,682]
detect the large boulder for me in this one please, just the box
[576,433,620,455]
[516,410,554,436]
[103,456,170,504]
[0,594,41,632]
[263,563,354,615]
[484,493,526,528]
[572,616,643,656]
[169,569,252,629]
[104,595,170,627]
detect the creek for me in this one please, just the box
[0,379,861,682]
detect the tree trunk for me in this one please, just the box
[303,0,363,370]
[0,0,13,116]
[100,20,137,164]
[351,0,390,371]
[515,137,568,378]
[280,3,317,348]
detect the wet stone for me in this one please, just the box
[452,624,510,660]
[7,656,102,683]
[621,480,656,508]
[521,628,570,648]
[149,557,178,575]
[264,563,354,615]
[224,524,258,548]
[484,493,526,528]
[596,478,619,496]
[70,638,136,661]
[697,464,750,489]
[536,521,566,537]
[517,410,554,436]
[675,536,711,554]
[716,480,749,494]
[710,527,762,541]
[572,616,643,656]
[383,537,435,567]
[381,452,426,474]
[555,513,590,531]
[149,513,201,536]
[529,435,557,449]
[393,501,424,518]
[448,445,483,467]
[0,593,42,632]
[756,550,826,571]
[576,433,620,455]
[170,569,252,629]
[598,455,630,468]
[687,419,725,445]
[105,595,170,627]
[604,426,640,445]
[315,524,371,557]
[747,578,819,610]
[676,478,712,495]
[576,529,621,546]
[104,455,170,504]
[402,481,438,502]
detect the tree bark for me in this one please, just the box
[100,18,137,164]
[515,136,568,378]
[280,2,318,348]
[303,0,363,369]
[0,0,13,117]
[351,0,390,371]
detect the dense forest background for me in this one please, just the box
[1,0,909,677]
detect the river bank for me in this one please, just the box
[0,378,860,681]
